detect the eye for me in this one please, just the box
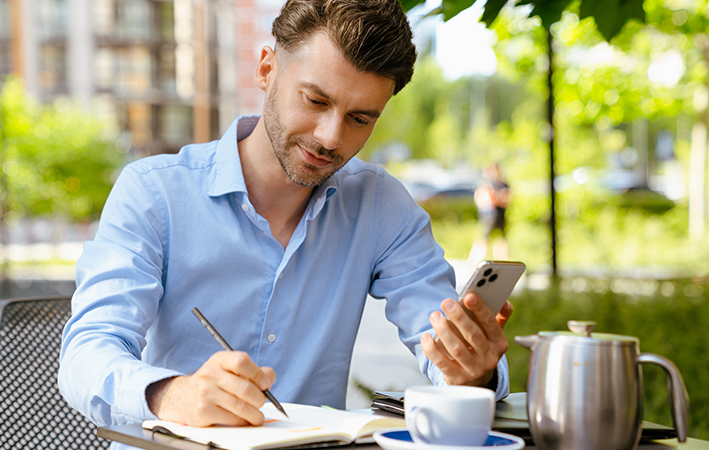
[351,115,369,126]
[309,97,325,106]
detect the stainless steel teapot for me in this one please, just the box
[515,321,689,450]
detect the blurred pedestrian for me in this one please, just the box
[469,163,510,262]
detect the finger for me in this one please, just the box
[202,402,254,427]
[434,333,453,360]
[262,367,277,386]
[461,294,506,344]
[173,371,260,427]
[212,352,272,424]
[496,301,514,329]
[217,353,271,399]
[421,333,460,378]
[218,351,272,391]
[440,298,490,357]
[212,383,266,426]
[430,307,479,367]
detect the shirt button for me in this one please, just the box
[267,332,276,343]
[241,204,249,212]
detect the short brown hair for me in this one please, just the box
[272,0,417,95]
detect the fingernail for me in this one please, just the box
[442,299,455,312]
[421,334,432,344]
[431,311,443,323]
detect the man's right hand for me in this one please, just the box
[146,351,276,427]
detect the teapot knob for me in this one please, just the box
[568,320,596,337]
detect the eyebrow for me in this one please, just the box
[301,82,382,119]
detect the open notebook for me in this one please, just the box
[143,403,405,450]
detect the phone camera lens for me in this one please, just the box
[489,274,498,282]
[484,269,493,276]
[477,279,486,287]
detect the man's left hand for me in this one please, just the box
[421,293,513,387]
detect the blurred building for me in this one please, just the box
[0,0,280,156]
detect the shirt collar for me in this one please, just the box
[208,115,340,207]
[208,116,259,197]
[306,177,338,220]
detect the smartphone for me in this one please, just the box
[457,260,526,315]
[436,260,525,346]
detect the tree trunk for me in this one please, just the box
[547,30,558,277]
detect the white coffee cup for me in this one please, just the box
[404,385,495,447]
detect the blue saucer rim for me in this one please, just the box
[377,428,522,448]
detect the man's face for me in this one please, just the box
[261,32,395,188]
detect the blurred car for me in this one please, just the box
[401,180,476,203]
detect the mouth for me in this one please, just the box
[298,145,333,169]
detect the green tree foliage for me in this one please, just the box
[0,77,124,224]
[363,58,466,163]
[376,0,709,274]
[402,0,646,39]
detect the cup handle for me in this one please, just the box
[638,353,689,442]
[409,407,434,444]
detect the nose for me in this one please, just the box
[313,113,344,150]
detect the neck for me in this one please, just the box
[238,118,313,248]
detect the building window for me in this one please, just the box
[159,45,177,94]
[115,0,151,40]
[160,104,192,145]
[93,0,152,40]
[0,42,11,78]
[94,47,114,90]
[157,2,175,42]
[37,0,68,40]
[0,0,10,39]
[126,101,152,146]
[115,45,151,96]
[93,0,115,36]
[39,44,68,95]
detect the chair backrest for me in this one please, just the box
[0,296,110,449]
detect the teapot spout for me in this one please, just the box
[514,335,539,350]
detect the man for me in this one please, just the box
[59,0,512,441]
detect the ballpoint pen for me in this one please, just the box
[191,307,289,418]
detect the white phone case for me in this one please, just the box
[458,260,526,314]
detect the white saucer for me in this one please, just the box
[373,428,525,450]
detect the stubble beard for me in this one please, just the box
[263,81,345,188]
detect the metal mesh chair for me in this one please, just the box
[0,296,110,449]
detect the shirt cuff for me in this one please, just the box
[117,367,184,422]
[424,354,510,401]
[493,355,510,401]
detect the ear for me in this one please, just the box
[255,46,277,92]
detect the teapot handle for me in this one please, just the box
[637,353,689,442]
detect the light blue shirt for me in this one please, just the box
[59,116,509,436]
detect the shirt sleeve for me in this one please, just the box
[58,166,181,426]
[368,173,510,401]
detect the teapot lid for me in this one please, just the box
[538,321,639,346]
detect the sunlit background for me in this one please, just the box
[1,0,708,440]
